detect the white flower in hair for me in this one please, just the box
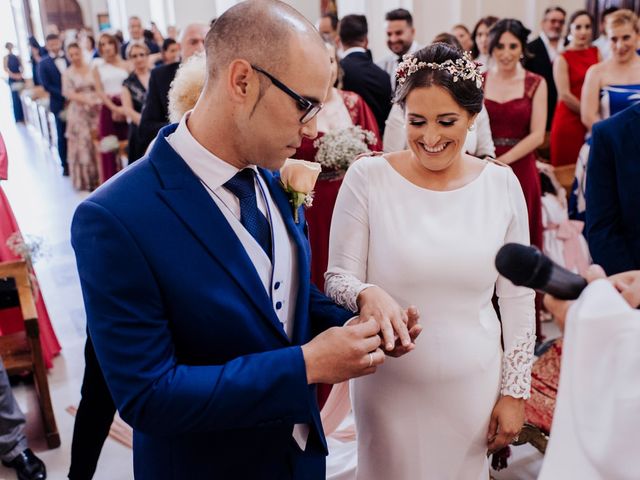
[396,51,484,89]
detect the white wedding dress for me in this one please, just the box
[325,156,535,479]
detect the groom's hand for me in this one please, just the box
[301,318,385,384]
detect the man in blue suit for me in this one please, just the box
[71,1,418,478]
[37,34,68,175]
[586,102,640,275]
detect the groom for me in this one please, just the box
[71,1,417,479]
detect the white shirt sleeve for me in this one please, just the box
[325,158,375,312]
[383,104,407,153]
[474,106,496,159]
[496,168,536,399]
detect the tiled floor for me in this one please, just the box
[0,84,555,479]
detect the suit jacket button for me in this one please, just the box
[275,301,283,310]
[274,282,281,290]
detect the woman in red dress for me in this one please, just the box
[0,132,61,368]
[293,43,381,293]
[484,20,547,338]
[550,11,599,167]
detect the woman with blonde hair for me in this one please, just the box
[121,42,150,163]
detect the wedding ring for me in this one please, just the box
[367,353,373,368]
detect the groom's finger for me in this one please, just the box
[350,317,380,337]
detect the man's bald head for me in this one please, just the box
[205,0,325,81]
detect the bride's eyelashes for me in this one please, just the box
[408,119,457,127]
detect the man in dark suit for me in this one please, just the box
[138,23,209,151]
[37,33,68,175]
[586,103,640,275]
[339,15,392,135]
[524,6,566,131]
[120,16,160,59]
[71,2,419,478]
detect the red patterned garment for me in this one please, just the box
[525,338,562,433]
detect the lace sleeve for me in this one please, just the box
[324,272,374,313]
[500,330,535,398]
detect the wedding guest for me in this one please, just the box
[451,23,473,51]
[524,6,566,131]
[121,16,159,59]
[540,266,640,479]
[377,8,421,90]
[150,22,164,48]
[3,43,25,123]
[384,34,495,159]
[326,42,534,479]
[318,12,339,46]
[157,38,180,67]
[339,14,392,134]
[549,10,599,167]
[471,15,498,72]
[38,33,69,175]
[592,6,619,61]
[0,357,47,480]
[28,36,46,86]
[586,102,640,275]
[484,19,546,251]
[92,33,129,182]
[71,2,418,478]
[121,43,150,163]
[571,9,640,221]
[138,23,208,150]
[62,43,101,191]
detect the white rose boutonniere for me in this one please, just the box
[280,158,321,223]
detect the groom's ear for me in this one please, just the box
[226,59,256,105]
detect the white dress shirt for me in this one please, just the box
[165,112,309,449]
[540,32,563,63]
[52,53,67,75]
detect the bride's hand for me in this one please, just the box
[486,396,525,454]
[357,286,416,352]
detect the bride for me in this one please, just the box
[325,43,535,479]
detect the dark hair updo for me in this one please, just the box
[488,18,531,58]
[393,43,483,116]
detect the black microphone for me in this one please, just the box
[495,243,588,300]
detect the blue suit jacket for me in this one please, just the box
[71,124,353,479]
[37,56,66,114]
[586,103,640,274]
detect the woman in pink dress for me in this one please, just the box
[292,43,381,294]
[0,132,61,368]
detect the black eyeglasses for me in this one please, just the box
[251,65,323,124]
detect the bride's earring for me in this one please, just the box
[468,123,476,132]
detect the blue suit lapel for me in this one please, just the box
[150,125,289,343]
[259,169,312,345]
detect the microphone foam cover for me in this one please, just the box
[495,243,551,288]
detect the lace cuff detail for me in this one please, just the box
[324,273,374,313]
[501,330,536,399]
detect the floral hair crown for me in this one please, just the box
[396,51,483,89]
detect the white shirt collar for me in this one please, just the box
[539,32,563,61]
[341,46,367,58]
[166,111,258,190]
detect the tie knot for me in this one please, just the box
[224,169,256,199]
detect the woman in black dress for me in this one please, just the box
[3,43,25,122]
[121,43,150,163]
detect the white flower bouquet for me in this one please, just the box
[99,134,120,153]
[313,126,377,172]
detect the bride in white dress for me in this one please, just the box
[325,44,536,479]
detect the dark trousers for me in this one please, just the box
[68,337,116,480]
[54,114,67,168]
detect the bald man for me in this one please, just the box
[71,2,418,478]
[137,22,209,155]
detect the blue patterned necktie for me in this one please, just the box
[224,169,272,260]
